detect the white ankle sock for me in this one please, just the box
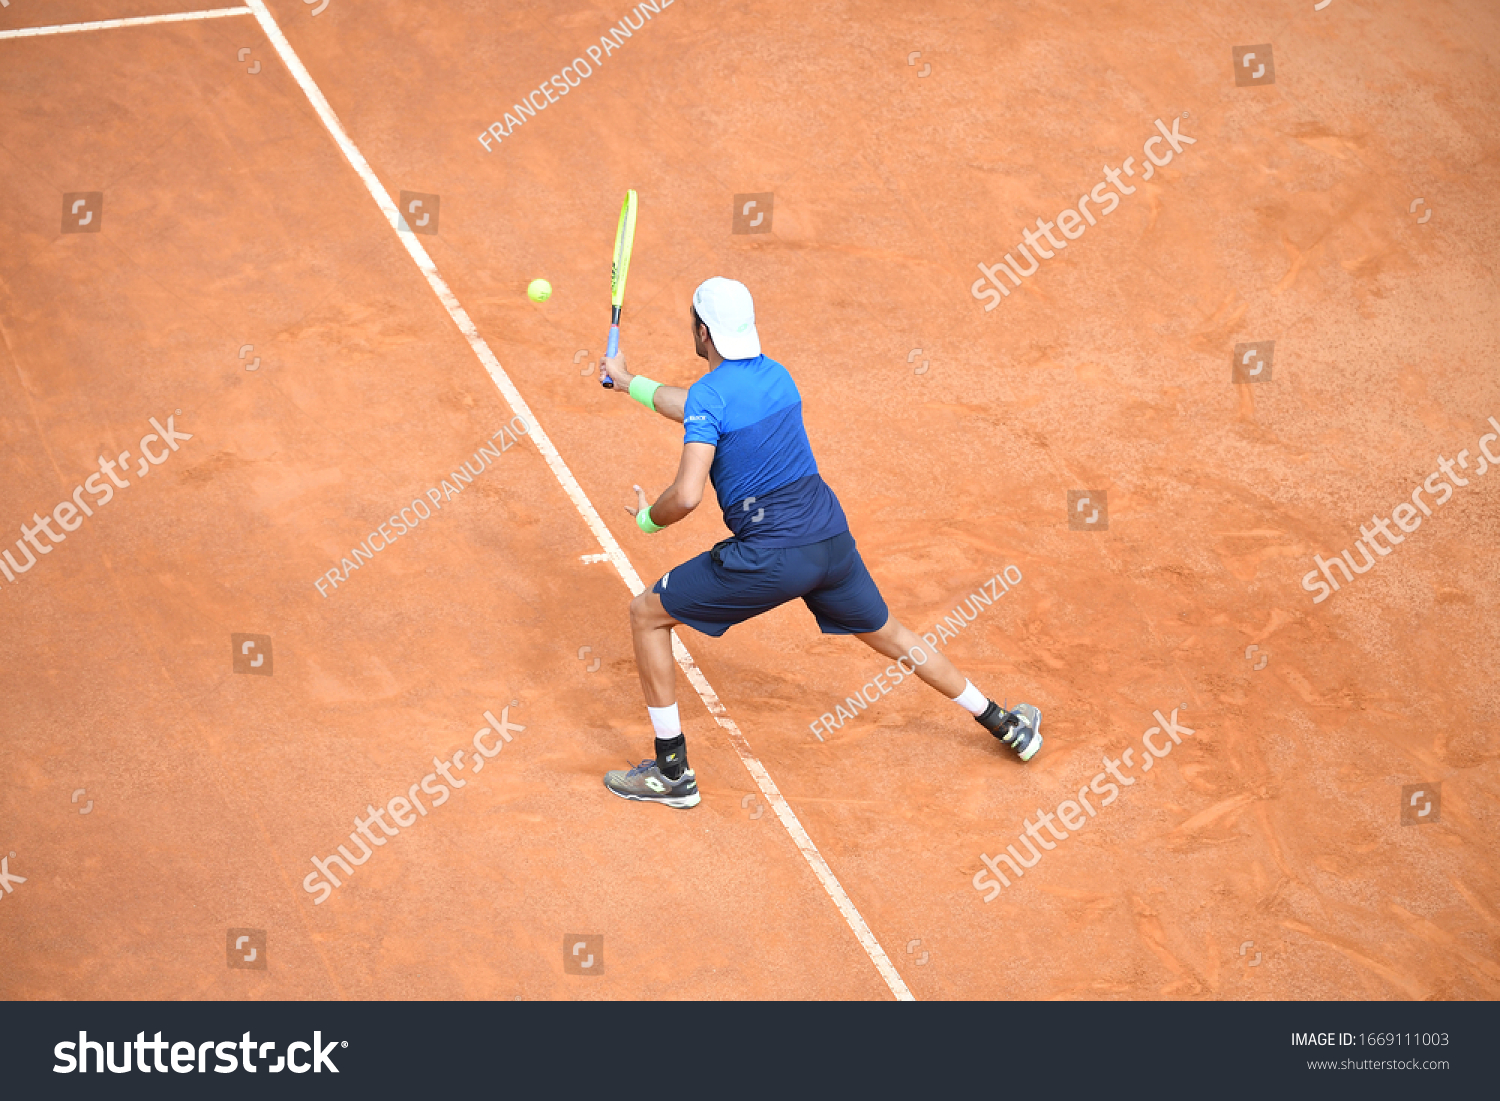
[951,680,989,716]
[648,703,681,740]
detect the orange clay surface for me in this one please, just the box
[1,0,1497,1001]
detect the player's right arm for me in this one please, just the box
[599,351,687,423]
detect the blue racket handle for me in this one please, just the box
[602,325,619,388]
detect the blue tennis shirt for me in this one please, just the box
[682,355,848,546]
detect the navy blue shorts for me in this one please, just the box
[654,530,889,638]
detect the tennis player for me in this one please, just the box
[598,277,1042,808]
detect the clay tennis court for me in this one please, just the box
[2,0,1497,1003]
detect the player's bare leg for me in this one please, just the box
[853,613,1042,761]
[603,590,700,808]
[628,589,679,706]
[852,615,965,695]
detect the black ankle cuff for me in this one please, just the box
[975,700,1007,733]
[656,734,687,779]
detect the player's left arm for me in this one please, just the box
[599,351,688,423]
[626,442,715,529]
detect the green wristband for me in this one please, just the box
[636,506,664,534]
[629,375,663,411]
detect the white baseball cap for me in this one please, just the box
[692,277,761,360]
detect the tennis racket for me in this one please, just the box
[601,189,637,389]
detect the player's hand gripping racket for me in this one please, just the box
[601,189,638,389]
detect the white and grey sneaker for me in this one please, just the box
[603,759,701,809]
[977,701,1043,762]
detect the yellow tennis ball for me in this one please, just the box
[527,278,552,303]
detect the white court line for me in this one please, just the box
[0,7,249,40]
[233,0,913,1003]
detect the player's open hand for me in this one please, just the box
[600,350,631,390]
[624,484,651,518]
